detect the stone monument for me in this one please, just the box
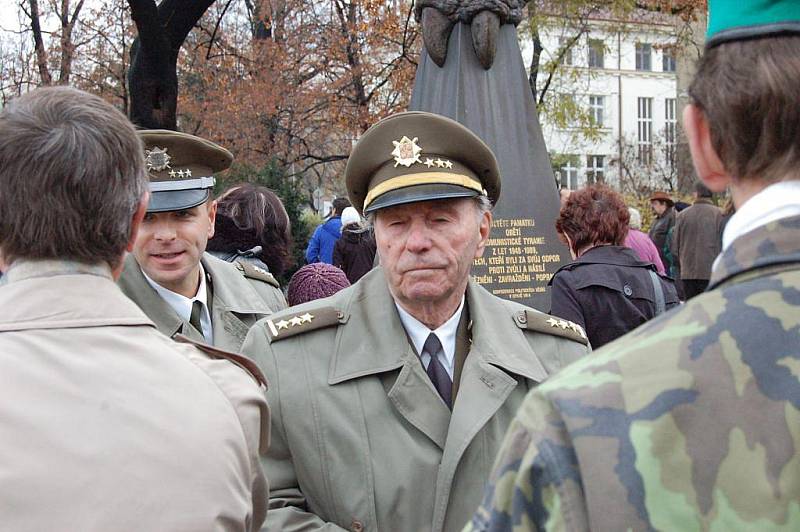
[409,1,569,311]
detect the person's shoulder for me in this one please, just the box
[497,296,589,347]
[172,333,268,388]
[235,260,281,289]
[537,289,719,399]
[204,252,281,289]
[251,287,353,345]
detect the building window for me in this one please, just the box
[635,43,652,71]
[556,155,581,189]
[589,95,604,127]
[637,97,653,164]
[586,155,605,184]
[665,98,677,167]
[588,39,604,68]
[559,37,573,66]
[662,50,676,72]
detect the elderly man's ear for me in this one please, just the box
[683,104,729,193]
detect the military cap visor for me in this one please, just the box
[345,111,500,214]
[147,189,212,213]
[139,129,233,213]
[707,0,800,48]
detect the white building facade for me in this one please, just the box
[525,13,680,191]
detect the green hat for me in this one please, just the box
[707,0,800,48]
[345,111,501,214]
[139,130,233,213]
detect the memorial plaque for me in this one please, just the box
[409,22,569,311]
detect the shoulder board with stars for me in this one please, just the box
[513,310,588,346]
[236,261,280,288]
[265,307,342,343]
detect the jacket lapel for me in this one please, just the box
[434,280,549,528]
[202,254,273,349]
[328,268,451,450]
[118,255,184,339]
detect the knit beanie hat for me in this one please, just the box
[340,206,361,228]
[287,263,351,306]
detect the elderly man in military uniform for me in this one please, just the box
[242,111,589,532]
[468,1,800,530]
[118,130,286,352]
[0,86,269,530]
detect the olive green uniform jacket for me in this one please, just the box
[118,252,286,352]
[468,215,800,531]
[0,260,270,531]
[241,267,589,532]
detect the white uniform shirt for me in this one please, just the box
[395,296,465,380]
[142,264,214,344]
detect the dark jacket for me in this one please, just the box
[332,227,377,284]
[672,198,723,280]
[305,216,342,264]
[548,245,679,348]
[648,206,676,271]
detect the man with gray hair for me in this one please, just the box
[0,86,269,531]
[242,111,589,531]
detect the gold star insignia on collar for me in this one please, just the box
[168,169,177,178]
[424,158,435,168]
[184,169,192,177]
[289,316,303,327]
[300,313,314,323]
[276,319,290,330]
[558,320,570,329]
[546,317,560,328]
[145,147,171,172]
[391,136,423,167]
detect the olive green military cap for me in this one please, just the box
[345,111,501,214]
[140,130,233,213]
[707,0,800,48]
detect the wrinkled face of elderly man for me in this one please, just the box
[374,197,491,325]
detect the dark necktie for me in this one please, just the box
[423,333,452,409]
[189,300,205,339]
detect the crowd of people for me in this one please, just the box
[0,1,797,530]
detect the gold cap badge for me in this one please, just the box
[391,136,422,167]
[145,147,172,172]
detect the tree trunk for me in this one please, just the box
[28,0,52,84]
[127,0,217,129]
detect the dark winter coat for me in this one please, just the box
[332,227,377,284]
[648,207,677,271]
[548,245,679,349]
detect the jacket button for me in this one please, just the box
[351,520,364,532]
[623,284,633,296]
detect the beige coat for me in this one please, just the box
[241,267,589,532]
[0,261,270,531]
[118,252,286,352]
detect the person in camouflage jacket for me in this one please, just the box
[466,1,800,529]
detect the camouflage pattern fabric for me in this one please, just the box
[466,214,800,531]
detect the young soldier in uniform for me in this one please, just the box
[468,1,800,529]
[242,111,590,532]
[118,130,287,352]
[0,86,269,530]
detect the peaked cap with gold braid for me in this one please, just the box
[139,130,233,213]
[345,111,501,214]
